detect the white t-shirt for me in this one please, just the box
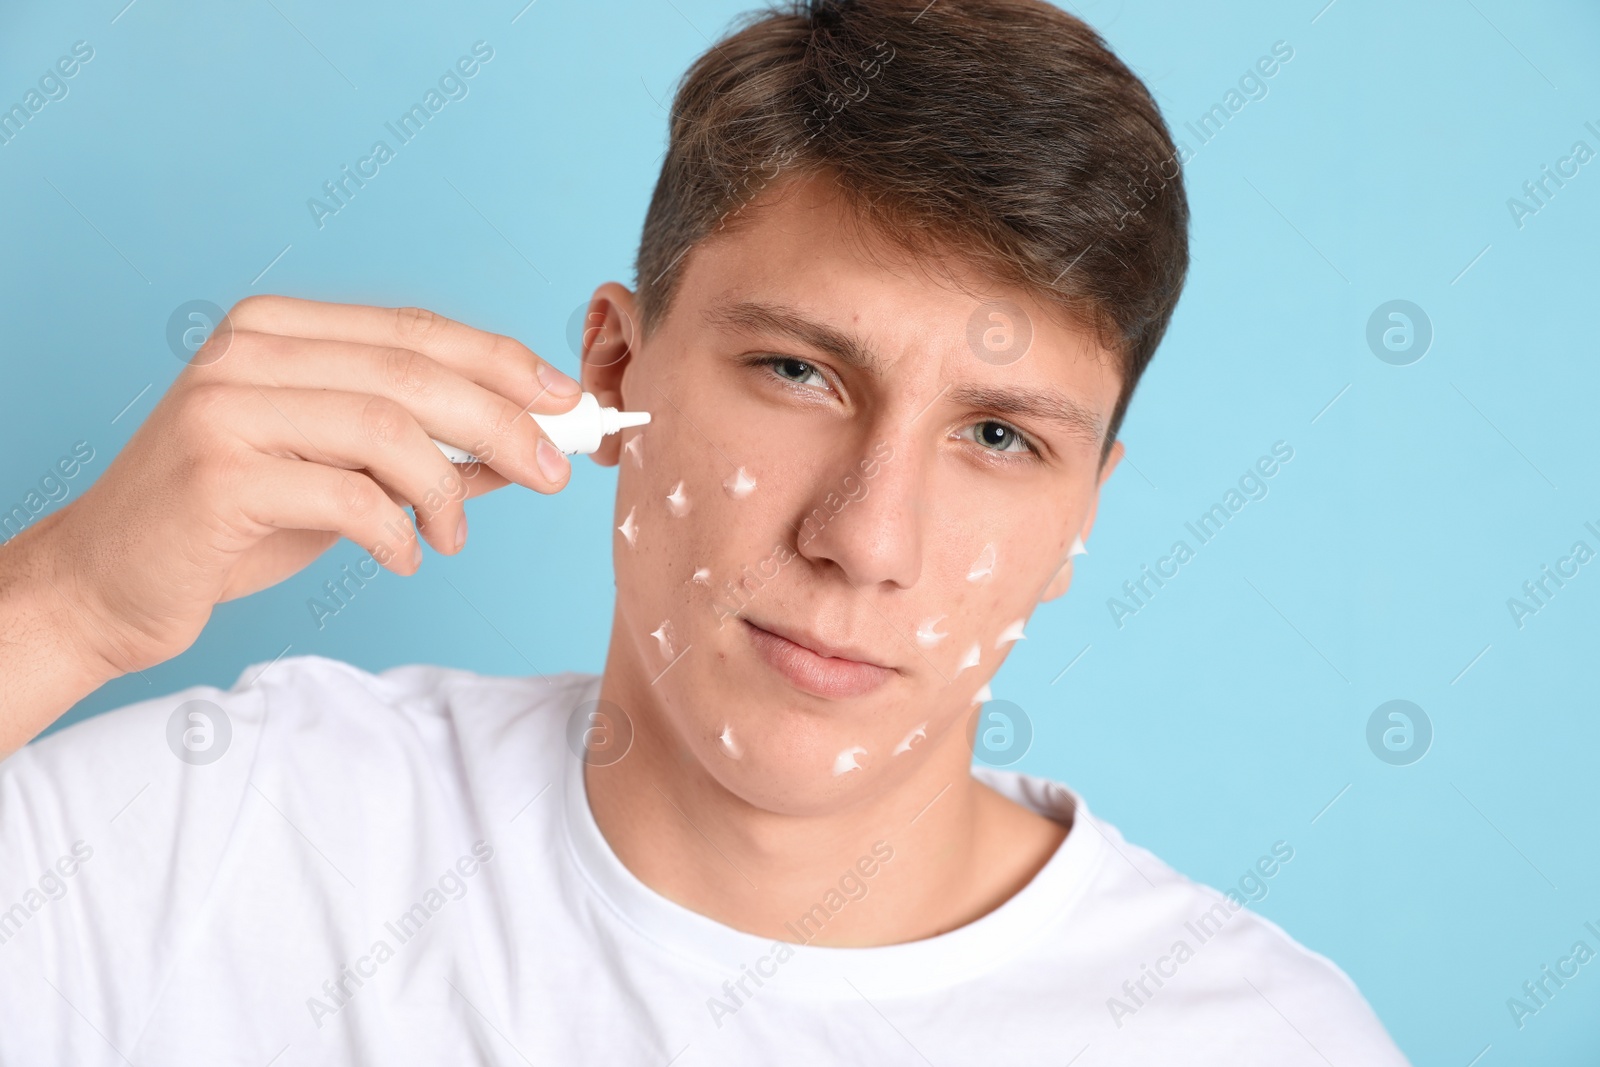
[0,656,1409,1065]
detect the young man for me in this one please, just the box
[0,0,1408,1062]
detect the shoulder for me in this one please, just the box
[6,655,599,835]
[0,656,598,1053]
[979,769,1409,1064]
[231,653,600,753]
[1090,818,1406,1062]
[17,654,594,767]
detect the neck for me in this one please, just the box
[585,628,1066,947]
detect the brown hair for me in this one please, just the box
[634,0,1189,450]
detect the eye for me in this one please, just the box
[965,419,1038,458]
[754,355,830,391]
[748,354,1039,461]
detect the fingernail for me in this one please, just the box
[538,363,582,397]
[537,436,570,483]
[455,515,468,551]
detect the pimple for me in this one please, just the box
[667,480,692,517]
[832,746,868,775]
[893,723,927,755]
[967,542,997,582]
[916,615,949,648]
[618,506,639,547]
[723,467,757,499]
[650,618,677,660]
[996,618,1027,648]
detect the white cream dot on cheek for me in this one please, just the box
[718,724,742,759]
[916,615,949,648]
[995,618,1027,648]
[723,467,757,499]
[973,681,992,704]
[666,480,691,517]
[691,566,711,585]
[832,746,867,776]
[967,542,997,582]
[625,433,645,468]
[953,642,981,676]
[893,723,927,755]
[649,618,677,661]
[617,506,639,548]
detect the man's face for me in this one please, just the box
[584,176,1122,815]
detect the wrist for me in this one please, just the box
[23,509,128,682]
[0,511,125,752]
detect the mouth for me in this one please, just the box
[742,617,893,699]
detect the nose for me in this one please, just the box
[791,431,924,591]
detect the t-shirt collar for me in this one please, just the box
[559,676,1107,998]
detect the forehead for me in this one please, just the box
[666,176,1122,439]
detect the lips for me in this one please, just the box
[743,618,892,699]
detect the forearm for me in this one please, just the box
[0,512,122,757]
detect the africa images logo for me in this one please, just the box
[165,699,231,766]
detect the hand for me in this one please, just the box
[0,296,582,747]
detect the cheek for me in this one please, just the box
[917,522,1054,677]
[610,414,791,658]
[612,441,717,644]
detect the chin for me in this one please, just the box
[611,531,973,812]
[655,650,952,817]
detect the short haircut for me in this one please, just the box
[635,0,1190,451]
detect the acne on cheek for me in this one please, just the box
[663,466,761,517]
[649,618,679,661]
[916,615,950,648]
[616,498,643,550]
[893,722,927,754]
[649,457,1040,763]
[723,466,757,498]
[666,479,692,517]
[966,542,998,583]
[950,602,1033,678]
[833,746,867,775]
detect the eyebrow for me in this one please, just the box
[704,298,1106,448]
[706,300,884,376]
[943,384,1106,447]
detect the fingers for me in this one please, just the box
[232,456,424,576]
[218,385,489,555]
[195,337,573,492]
[225,296,584,416]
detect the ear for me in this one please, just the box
[578,282,642,468]
[1040,439,1123,602]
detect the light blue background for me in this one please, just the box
[4,0,1597,1062]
